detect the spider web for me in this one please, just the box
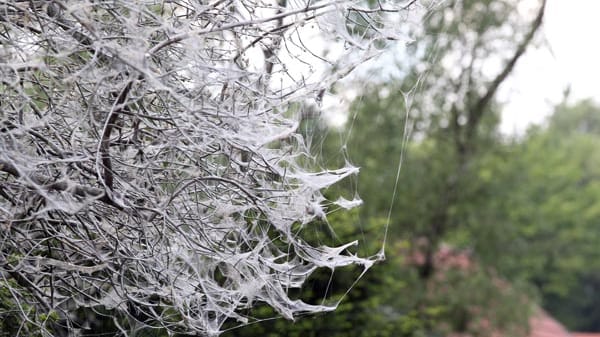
[0,1,436,336]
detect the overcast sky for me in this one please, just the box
[500,0,600,134]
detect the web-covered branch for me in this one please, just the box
[0,0,424,335]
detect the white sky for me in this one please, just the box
[500,0,600,134]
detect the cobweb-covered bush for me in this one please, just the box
[0,0,423,335]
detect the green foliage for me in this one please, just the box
[0,279,47,337]
[479,100,600,331]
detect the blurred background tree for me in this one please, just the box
[481,99,600,331]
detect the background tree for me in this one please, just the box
[476,99,600,331]
[335,0,545,334]
[0,0,426,336]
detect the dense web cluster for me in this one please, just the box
[0,0,424,335]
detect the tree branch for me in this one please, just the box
[98,81,133,192]
[467,0,546,133]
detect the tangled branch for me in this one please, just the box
[0,0,424,335]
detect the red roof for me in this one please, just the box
[528,310,570,337]
[528,310,600,337]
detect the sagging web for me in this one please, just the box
[0,1,433,336]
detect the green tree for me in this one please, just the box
[336,0,547,334]
[476,100,600,331]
